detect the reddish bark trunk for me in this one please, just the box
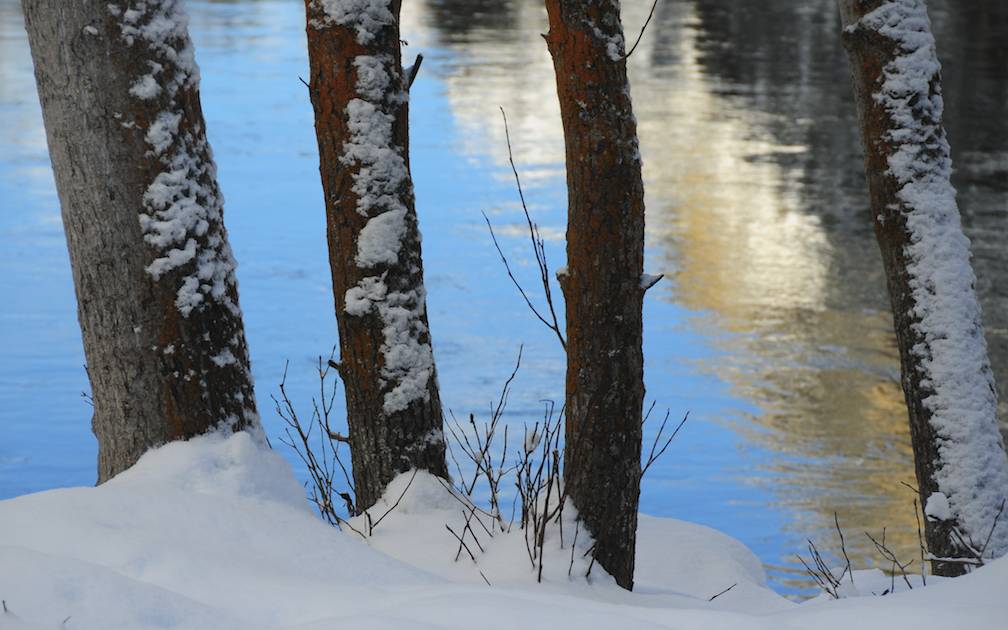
[544,0,646,590]
[304,1,448,510]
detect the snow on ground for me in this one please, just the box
[1,432,1005,629]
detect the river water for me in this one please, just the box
[1,0,1005,594]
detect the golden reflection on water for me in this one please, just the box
[631,1,919,583]
[406,0,922,587]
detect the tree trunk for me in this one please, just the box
[544,0,646,590]
[837,0,1008,575]
[21,0,260,482]
[304,0,448,511]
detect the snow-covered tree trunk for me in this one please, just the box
[304,0,448,510]
[21,0,260,482]
[544,0,646,590]
[837,0,1008,575]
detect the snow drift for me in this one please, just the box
[1,432,1005,629]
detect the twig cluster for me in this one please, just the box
[799,495,1006,599]
[925,498,1006,570]
[436,345,687,586]
[864,527,914,595]
[796,513,853,600]
[274,350,356,527]
[274,351,420,540]
[438,346,574,584]
[273,346,686,586]
[798,512,922,599]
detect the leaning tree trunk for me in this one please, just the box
[837,0,1008,575]
[545,0,646,590]
[304,0,448,510]
[21,0,260,482]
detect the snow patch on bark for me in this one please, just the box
[345,284,435,415]
[311,0,394,44]
[585,1,626,61]
[926,492,953,522]
[357,208,407,267]
[343,102,409,218]
[858,0,1008,557]
[129,73,161,100]
[339,53,434,415]
[112,1,241,320]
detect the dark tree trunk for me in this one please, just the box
[544,0,646,590]
[21,0,260,482]
[304,1,448,510]
[837,0,1008,574]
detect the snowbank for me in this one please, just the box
[1,433,1005,629]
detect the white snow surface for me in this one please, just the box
[925,491,953,522]
[2,434,1008,629]
[856,0,1008,556]
[357,208,407,267]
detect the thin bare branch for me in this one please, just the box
[369,468,419,532]
[485,106,566,351]
[622,0,660,60]
[708,583,737,602]
[406,53,423,89]
[642,410,688,477]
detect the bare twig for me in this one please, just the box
[446,524,479,563]
[369,468,419,533]
[406,53,423,89]
[796,537,848,599]
[834,513,853,586]
[485,107,566,351]
[899,480,918,495]
[978,499,1006,558]
[642,410,688,477]
[865,528,914,593]
[275,350,357,526]
[912,498,927,587]
[708,583,737,601]
[569,518,581,577]
[622,0,660,60]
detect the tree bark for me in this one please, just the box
[837,0,1008,575]
[304,0,448,510]
[21,0,260,482]
[544,0,646,590]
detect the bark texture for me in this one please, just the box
[21,0,259,482]
[304,1,448,511]
[838,0,1008,574]
[544,0,645,590]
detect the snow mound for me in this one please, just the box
[348,471,782,611]
[2,434,1007,629]
[108,430,306,508]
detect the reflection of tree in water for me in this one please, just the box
[418,0,1008,587]
[658,0,1008,580]
[423,0,521,42]
[685,0,1008,419]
